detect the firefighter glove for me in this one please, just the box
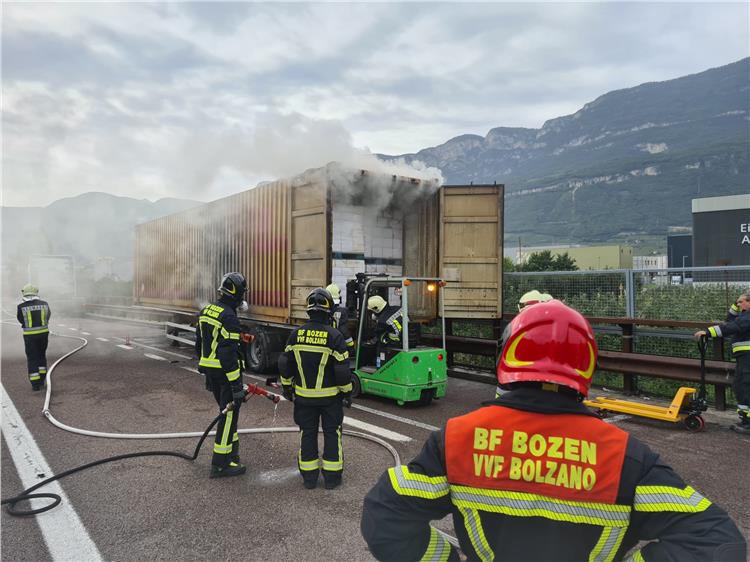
[231,382,245,409]
[282,385,295,402]
[342,393,352,409]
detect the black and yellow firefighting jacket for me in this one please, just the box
[332,304,354,348]
[194,296,242,384]
[279,319,352,404]
[706,304,750,357]
[361,387,746,562]
[376,305,403,346]
[17,298,51,336]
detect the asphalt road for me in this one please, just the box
[1,313,747,561]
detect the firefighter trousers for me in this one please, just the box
[293,399,344,484]
[23,332,48,389]
[734,354,750,423]
[207,370,242,467]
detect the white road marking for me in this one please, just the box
[96,337,109,342]
[181,366,201,374]
[144,353,167,361]
[81,331,91,335]
[343,417,412,442]
[112,337,192,360]
[58,323,66,327]
[603,414,631,424]
[68,327,79,331]
[116,344,133,350]
[1,385,103,561]
[352,404,440,432]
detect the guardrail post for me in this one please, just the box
[625,269,635,318]
[620,323,637,394]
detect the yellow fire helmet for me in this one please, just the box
[367,295,387,314]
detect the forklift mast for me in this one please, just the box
[345,272,389,320]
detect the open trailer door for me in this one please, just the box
[288,170,331,322]
[439,184,504,318]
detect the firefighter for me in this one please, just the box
[362,300,746,562]
[326,283,354,349]
[367,295,402,347]
[495,290,553,399]
[195,272,249,478]
[17,284,51,391]
[695,291,750,434]
[279,288,352,490]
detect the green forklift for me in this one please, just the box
[349,275,448,406]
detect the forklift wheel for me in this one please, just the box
[418,388,435,406]
[684,414,705,433]
[351,373,362,398]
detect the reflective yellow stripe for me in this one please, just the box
[332,349,349,361]
[459,507,493,562]
[388,466,449,499]
[290,344,332,356]
[199,358,221,368]
[337,383,353,393]
[707,326,720,338]
[419,526,451,562]
[41,307,46,325]
[23,328,49,335]
[315,352,330,389]
[26,310,32,328]
[322,426,343,471]
[589,526,627,562]
[226,368,241,382]
[213,410,234,455]
[633,485,710,513]
[293,350,305,387]
[294,386,340,398]
[280,376,294,385]
[450,485,631,527]
[28,372,41,381]
[227,332,240,341]
[39,367,47,374]
[732,341,750,353]
[623,550,646,562]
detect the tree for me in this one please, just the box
[520,250,578,272]
[503,256,516,272]
[552,252,578,271]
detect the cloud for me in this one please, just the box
[2,2,748,206]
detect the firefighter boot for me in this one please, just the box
[210,461,247,478]
[324,475,342,490]
[731,411,750,435]
[303,472,319,490]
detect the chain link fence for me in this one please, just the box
[504,266,750,400]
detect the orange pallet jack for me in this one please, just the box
[584,337,709,432]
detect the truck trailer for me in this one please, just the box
[134,163,504,374]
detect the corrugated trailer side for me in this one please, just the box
[134,179,293,322]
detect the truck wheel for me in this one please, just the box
[247,328,271,373]
[351,372,362,398]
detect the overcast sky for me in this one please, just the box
[2,2,748,207]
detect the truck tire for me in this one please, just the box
[247,328,272,373]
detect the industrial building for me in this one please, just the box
[692,194,750,267]
[510,244,633,270]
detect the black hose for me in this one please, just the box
[2,412,222,517]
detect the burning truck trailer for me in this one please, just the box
[134,163,504,400]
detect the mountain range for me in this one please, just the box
[384,57,749,245]
[2,59,747,285]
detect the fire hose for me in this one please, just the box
[1,330,401,517]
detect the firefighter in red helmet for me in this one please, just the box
[361,300,745,562]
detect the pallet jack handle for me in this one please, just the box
[696,335,708,405]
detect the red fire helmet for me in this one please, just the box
[497,300,598,396]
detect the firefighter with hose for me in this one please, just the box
[195,272,249,478]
